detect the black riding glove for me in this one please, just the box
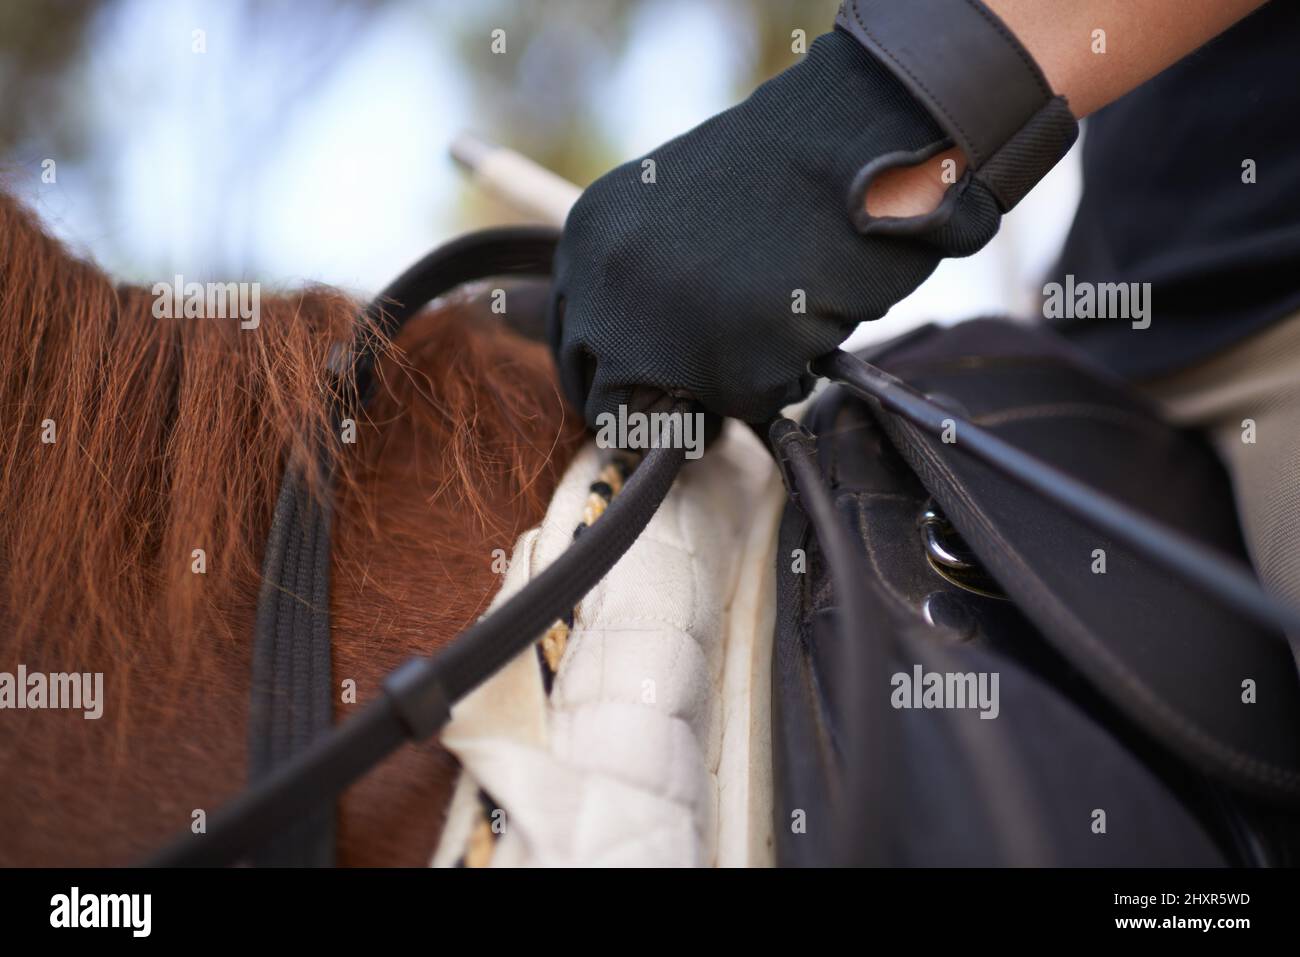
[549,27,1009,425]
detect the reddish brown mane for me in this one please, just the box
[0,190,583,864]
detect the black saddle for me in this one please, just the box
[772,318,1300,866]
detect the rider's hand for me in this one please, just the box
[548,28,1004,425]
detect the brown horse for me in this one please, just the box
[0,190,585,866]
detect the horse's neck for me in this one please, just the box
[0,207,581,864]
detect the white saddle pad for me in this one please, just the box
[431,420,785,867]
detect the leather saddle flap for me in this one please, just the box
[868,318,1300,803]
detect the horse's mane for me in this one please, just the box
[0,189,580,731]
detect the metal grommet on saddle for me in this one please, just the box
[919,499,1007,599]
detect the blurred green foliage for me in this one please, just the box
[446,0,838,189]
[0,1,101,160]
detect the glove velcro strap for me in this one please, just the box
[835,0,1078,211]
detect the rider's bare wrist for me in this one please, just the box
[863,146,967,219]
